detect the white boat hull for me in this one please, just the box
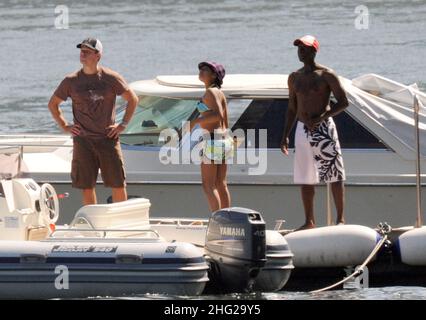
[50,182,426,229]
[0,240,209,299]
[2,127,426,230]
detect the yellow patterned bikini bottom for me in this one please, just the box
[200,133,234,162]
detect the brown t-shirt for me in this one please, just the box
[54,66,129,138]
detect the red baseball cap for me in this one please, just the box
[293,35,320,52]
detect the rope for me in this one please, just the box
[310,224,390,294]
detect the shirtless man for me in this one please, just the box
[281,35,349,230]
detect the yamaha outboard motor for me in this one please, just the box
[205,207,266,293]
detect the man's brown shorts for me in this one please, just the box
[71,136,126,189]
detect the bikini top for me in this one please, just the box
[197,101,210,113]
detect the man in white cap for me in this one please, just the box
[48,37,138,205]
[281,35,349,230]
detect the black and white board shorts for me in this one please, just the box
[294,118,346,184]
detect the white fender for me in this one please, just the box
[398,226,426,266]
[284,225,380,267]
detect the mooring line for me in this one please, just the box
[310,223,391,294]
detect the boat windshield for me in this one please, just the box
[117,96,251,147]
[117,96,198,146]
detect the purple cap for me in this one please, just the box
[198,61,226,82]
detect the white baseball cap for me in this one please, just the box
[77,38,103,54]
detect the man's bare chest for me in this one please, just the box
[294,73,329,94]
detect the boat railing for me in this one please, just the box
[50,227,161,240]
[150,217,209,226]
[0,144,73,148]
[0,134,72,146]
[0,138,73,176]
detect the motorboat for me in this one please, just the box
[0,73,426,229]
[0,174,209,298]
[0,155,294,298]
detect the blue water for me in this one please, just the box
[0,0,425,134]
[1,0,426,299]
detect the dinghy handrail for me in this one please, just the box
[273,219,286,231]
[310,222,392,293]
[50,227,161,239]
[150,217,209,226]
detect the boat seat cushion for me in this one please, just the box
[72,198,151,229]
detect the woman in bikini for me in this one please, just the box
[190,61,232,212]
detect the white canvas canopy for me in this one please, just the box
[344,74,426,160]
